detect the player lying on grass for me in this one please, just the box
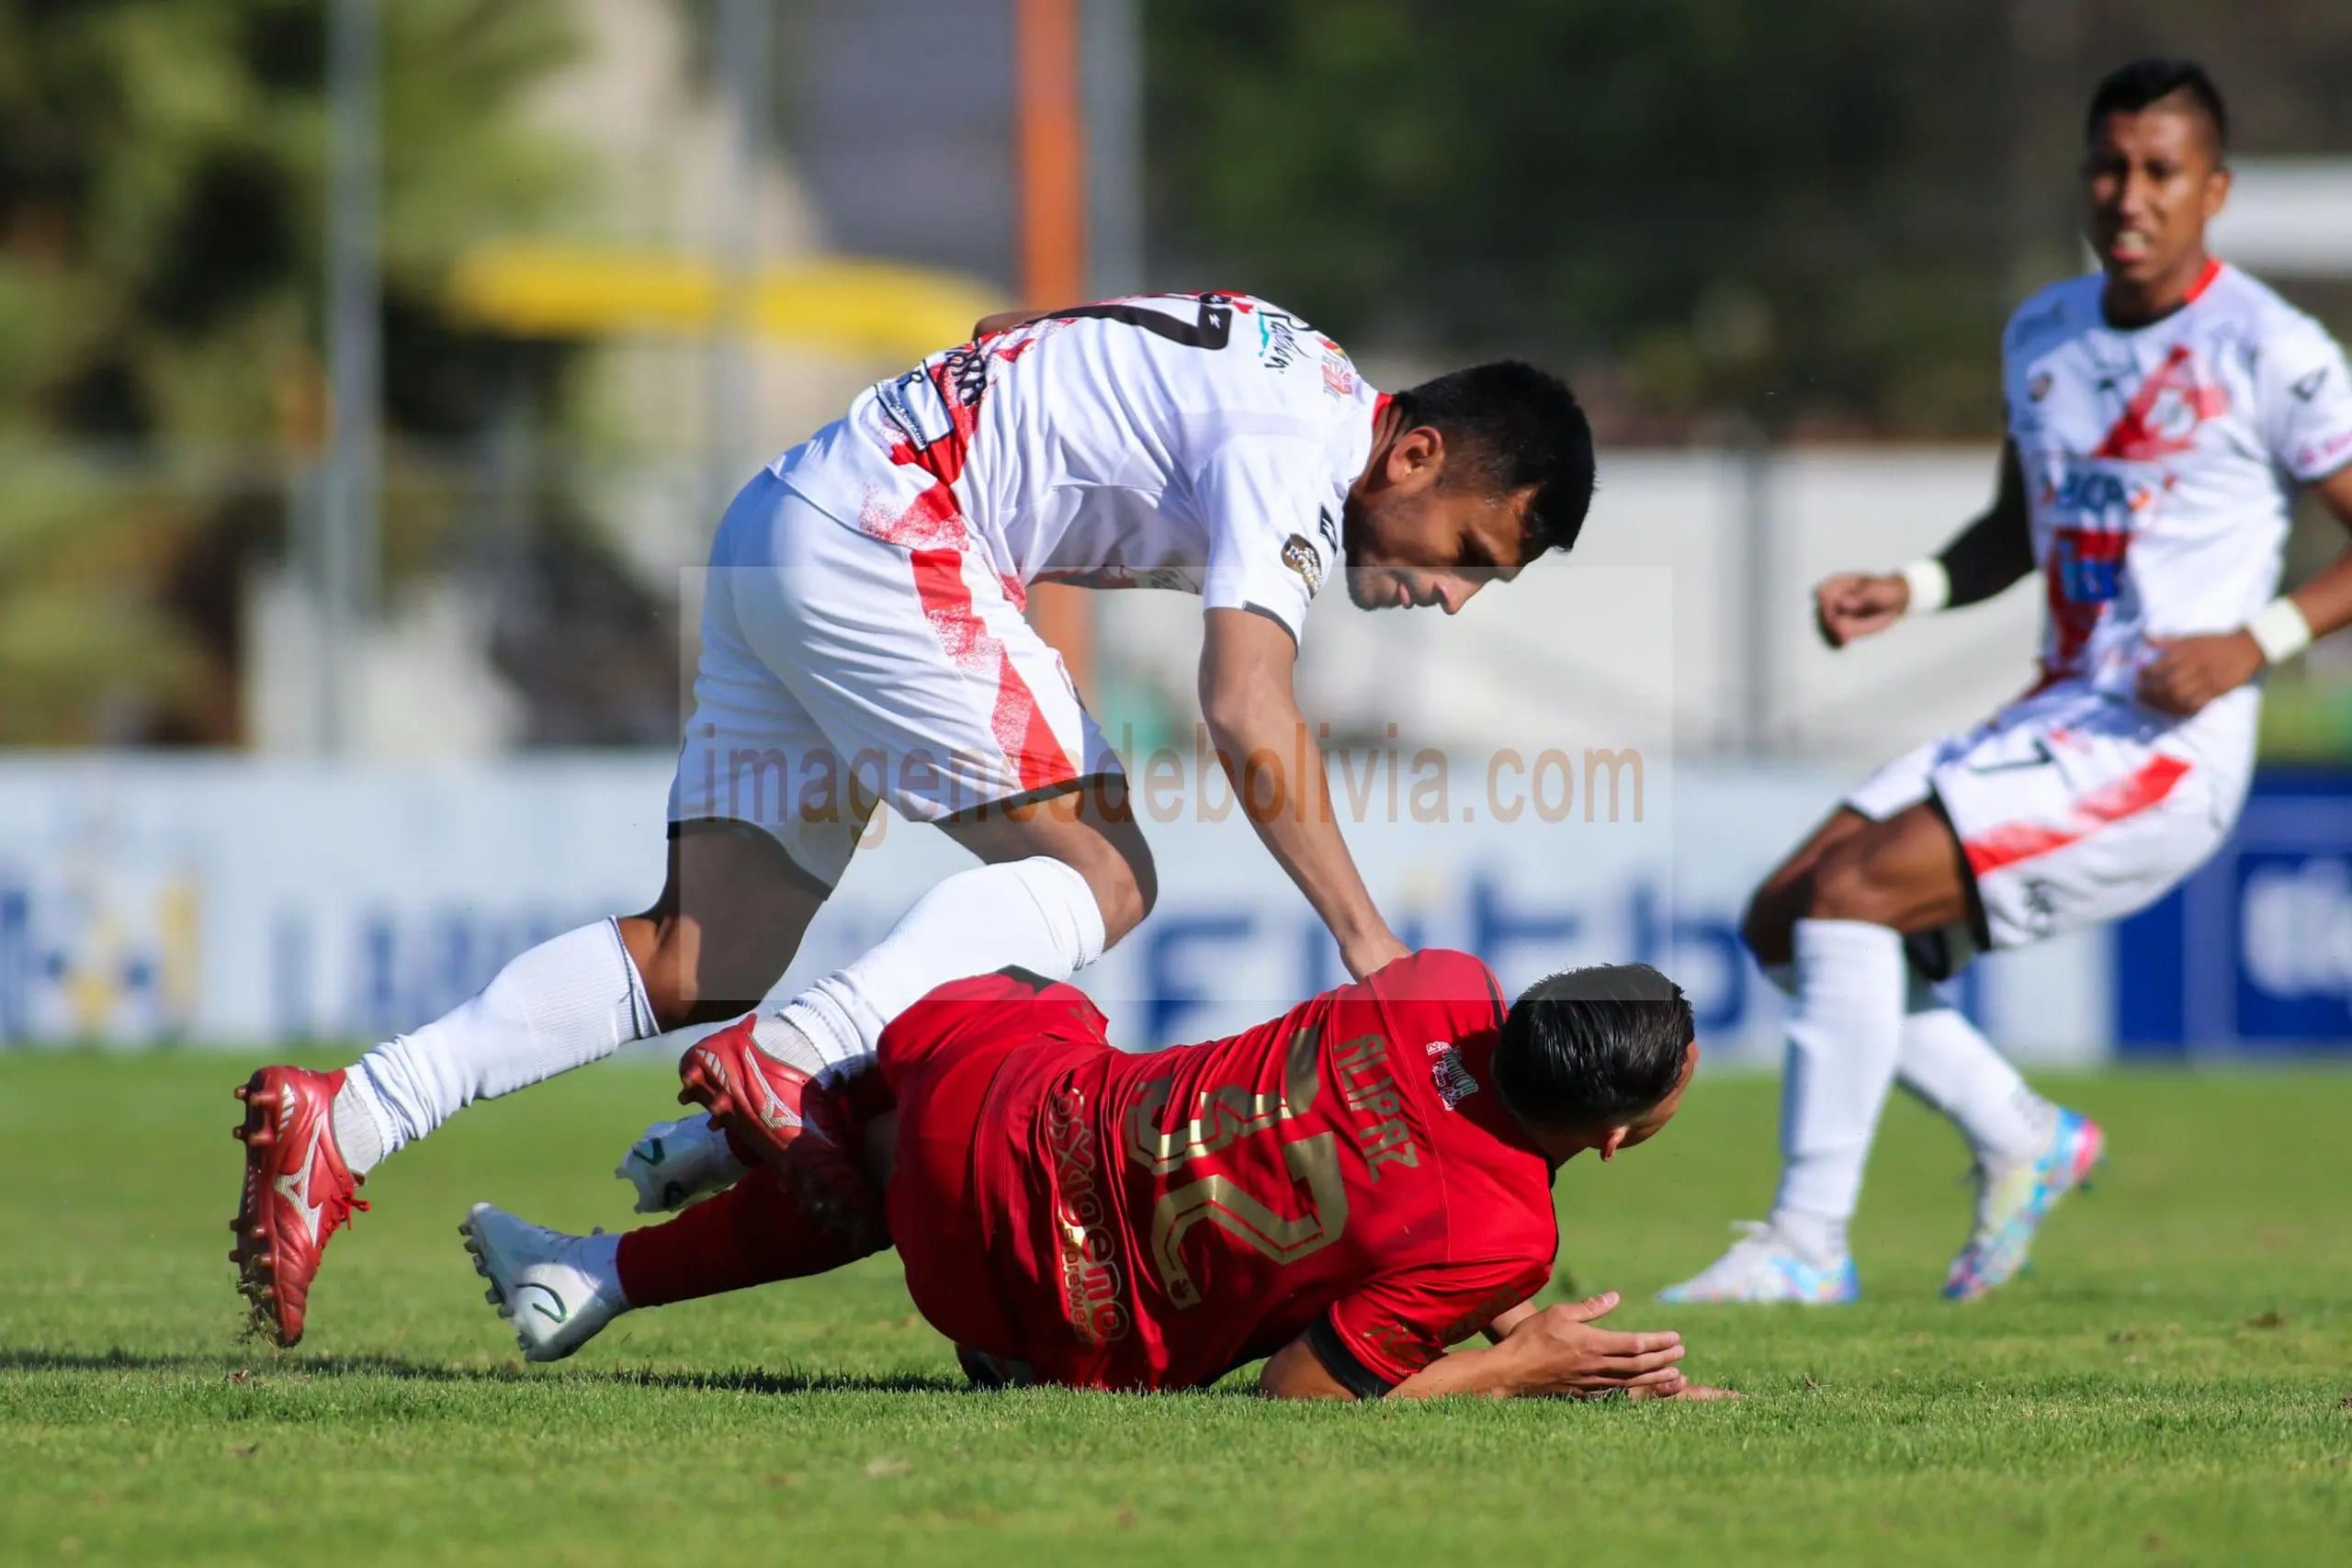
[234,293,1597,1347]
[1662,57,2352,1307]
[459,951,1729,1402]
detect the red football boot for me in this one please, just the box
[229,1066,368,1347]
[677,1016,885,1250]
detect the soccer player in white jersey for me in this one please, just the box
[1662,59,2352,1305]
[230,293,1597,1345]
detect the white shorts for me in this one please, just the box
[1845,682,2240,953]
[668,471,1120,886]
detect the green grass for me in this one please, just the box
[4,1055,2348,1567]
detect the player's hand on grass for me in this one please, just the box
[1626,1379,1741,1403]
[1814,571,1912,649]
[2136,631,2266,716]
[1505,1291,1687,1399]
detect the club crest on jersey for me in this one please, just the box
[2093,344,2229,461]
[1322,354,1358,396]
[1281,533,1325,593]
[1425,1043,1480,1111]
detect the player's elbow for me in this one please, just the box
[1198,659,1299,741]
[1196,682,1268,748]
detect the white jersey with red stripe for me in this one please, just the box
[1839,263,2351,957]
[2003,260,2352,761]
[771,291,1380,649]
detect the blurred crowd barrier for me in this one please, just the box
[1,750,2123,1060]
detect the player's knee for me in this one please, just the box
[1740,891,1794,969]
[1081,839,1156,945]
[1125,837,1159,929]
[629,911,711,1029]
[1802,842,1905,927]
[628,908,778,1030]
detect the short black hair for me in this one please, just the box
[2086,57,2227,154]
[1492,963,1693,1132]
[1392,361,1596,557]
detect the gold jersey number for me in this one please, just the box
[1122,1025,1356,1309]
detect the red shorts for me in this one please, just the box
[882,969,1110,1361]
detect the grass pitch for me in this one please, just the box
[4,1054,2348,1567]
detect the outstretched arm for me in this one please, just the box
[1815,440,2034,649]
[1199,607,1406,980]
[1259,1292,1728,1402]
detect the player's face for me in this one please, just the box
[2083,102,2229,296]
[1342,470,1535,615]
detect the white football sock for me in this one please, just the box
[576,1230,629,1310]
[336,919,658,1173]
[1770,919,1905,1254]
[1895,972,2056,1165]
[780,856,1107,1073]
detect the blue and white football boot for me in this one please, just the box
[1942,1108,2105,1302]
[1657,1221,1861,1304]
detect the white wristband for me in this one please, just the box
[1898,558,1951,615]
[2246,597,2313,664]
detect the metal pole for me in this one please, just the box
[711,0,770,506]
[322,0,381,755]
[1735,427,1777,756]
[1015,0,1093,690]
[1081,0,1141,297]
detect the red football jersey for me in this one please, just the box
[977,949,1559,1392]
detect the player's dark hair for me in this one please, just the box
[1493,963,1693,1132]
[1392,361,1595,556]
[2086,57,2227,154]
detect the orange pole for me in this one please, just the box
[1014,0,1093,692]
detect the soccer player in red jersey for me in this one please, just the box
[460,952,1724,1401]
[234,296,1597,1348]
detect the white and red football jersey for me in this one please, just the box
[772,291,1379,648]
[2002,261,2352,744]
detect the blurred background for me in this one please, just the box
[5,0,2350,1061]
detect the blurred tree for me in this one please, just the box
[0,0,582,744]
[1147,0,2352,442]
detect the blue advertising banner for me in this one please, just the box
[2116,769,2352,1055]
[0,755,2107,1061]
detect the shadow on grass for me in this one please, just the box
[0,1346,967,1396]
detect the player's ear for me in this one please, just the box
[2201,161,2231,220]
[1596,1124,1632,1163]
[1385,424,1443,490]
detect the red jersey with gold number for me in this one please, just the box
[950,950,1559,1393]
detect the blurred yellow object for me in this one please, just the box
[447,243,1007,361]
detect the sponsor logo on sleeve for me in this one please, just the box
[2293,367,2329,402]
[2028,370,2052,403]
[1281,533,1326,594]
[1425,1042,1481,1111]
[1255,309,1306,370]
